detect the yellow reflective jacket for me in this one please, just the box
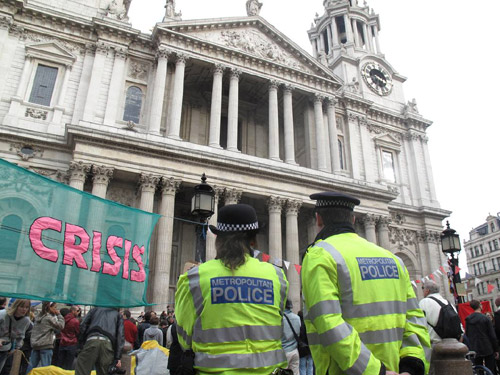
[302,233,431,375]
[175,255,289,374]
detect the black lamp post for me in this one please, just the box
[191,174,215,263]
[440,221,463,304]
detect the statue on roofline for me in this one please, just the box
[164,0,182,21]
[246,0,263,16]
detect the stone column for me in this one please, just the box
[374,27,381,54]
[268,80,281,161]
[224,188,242,205]
[326,26,333,52]
[227,68,241,152]
[318,32,325,52]
[167,54,187,140]
[326,97,340,173]
[149,47,169,135]
[69,161,91,190]
[378,216,391,250]
[347,112,362,180]
[283,85,296,165]
[421,136,438,203]
[91,165,114,198]
[72,44,96,124]
[314,95,328,172]
[363,214,377,244]
[352,19,360,47]
[367,24,374,52]
[285,199,302,312]
[139,174,160,212]
[362,23,369,50]
[208,64,225,148]
[104,47,128,126]
[206,187,225,260]
[331,20,339,47]
[406,132,427,206]
[153,177,181,310]
[268,196,284,261]
[83,42,109,122]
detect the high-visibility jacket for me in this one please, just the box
[302,233,431,375]
[175,255,289,374]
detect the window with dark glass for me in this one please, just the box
[28,64,58,106]
[123,86,143,124]
[338,138,345,170]
[480,244,484,254]
[0,215,22,260]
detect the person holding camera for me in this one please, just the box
[29,301,65,370]
[75,307,124,375]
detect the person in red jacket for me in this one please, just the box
[122,310,137,352]
[58,306,80,370]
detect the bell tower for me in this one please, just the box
[308,0,407,108]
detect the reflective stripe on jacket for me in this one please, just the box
[175,255,289,374]
[302,233,431,375]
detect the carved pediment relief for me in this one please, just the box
[176,24,325,76]
[25,42,77,65]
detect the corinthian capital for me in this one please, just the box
[285,199,302,215]
[160,177,181,195]
[92,165,114,185]
[224,188,242,205]
[267,196,284,212]
[69,161,91,182]
[139,173,161,192]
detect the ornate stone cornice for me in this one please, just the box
[267,196,285,212]
[69,161,91,183]
[96,41,111,55]
[92,165,114,185]
[285,199,302,215]
[139,173,160,192]
[366,122,403,141]
[160,176,181,195]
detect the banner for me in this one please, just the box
[0,159,160,307]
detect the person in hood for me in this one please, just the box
[466,300,499,375]
[58,306,80,370]
[29,302,65,370]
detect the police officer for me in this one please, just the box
[175,204,289,374]
[301,192,431,375]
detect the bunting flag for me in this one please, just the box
[455,266,461,275]
[411,281,417,288]
[488,284,496,293]
[440,266,446,273]
[295,264,302,275]
[262,253,270,263]
[283,260,290,270]
[0,158,160,307]
[476,277,483,283]
[253,250,260,258]
[465,272,474,280]
[415,279,421,284]
[429,274,436,282]
[435,270,443,276]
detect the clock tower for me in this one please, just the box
[308,0,407,111]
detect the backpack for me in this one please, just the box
[428,296,462,339]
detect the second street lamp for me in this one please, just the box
[191,174,215,263]
[440,221,463,304]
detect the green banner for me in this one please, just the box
[0,158,160,307]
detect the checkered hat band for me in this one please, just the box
[316,199,355,209]
[216,222,259,232]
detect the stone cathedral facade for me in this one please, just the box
[0,0,451,309]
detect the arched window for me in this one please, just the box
[123,86,143,124]
[1,215,22,260]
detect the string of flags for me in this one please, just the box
[253,249,302,275]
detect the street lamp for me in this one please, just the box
[440,221,463,304]
[191,174,215,263]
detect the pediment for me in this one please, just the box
[25,42,77,65]
[160,17,341,83]
[373,133,401,151]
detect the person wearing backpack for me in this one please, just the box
[419,280,463,344]
[466,300,499,375]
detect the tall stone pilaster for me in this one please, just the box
[227,69,241,152]
[208,64,225,148]
[314,95,328,172]
[326,97,340,173]
[167,54,188,140]
[268,80,280,161]
[149,47,170,134]
[83,42,110,122]
[283,85,296,165]
[206,187,225,260]
[104,47,128,125]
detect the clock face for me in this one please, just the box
[361,62,393,96]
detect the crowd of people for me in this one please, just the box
[2,191,500,375]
